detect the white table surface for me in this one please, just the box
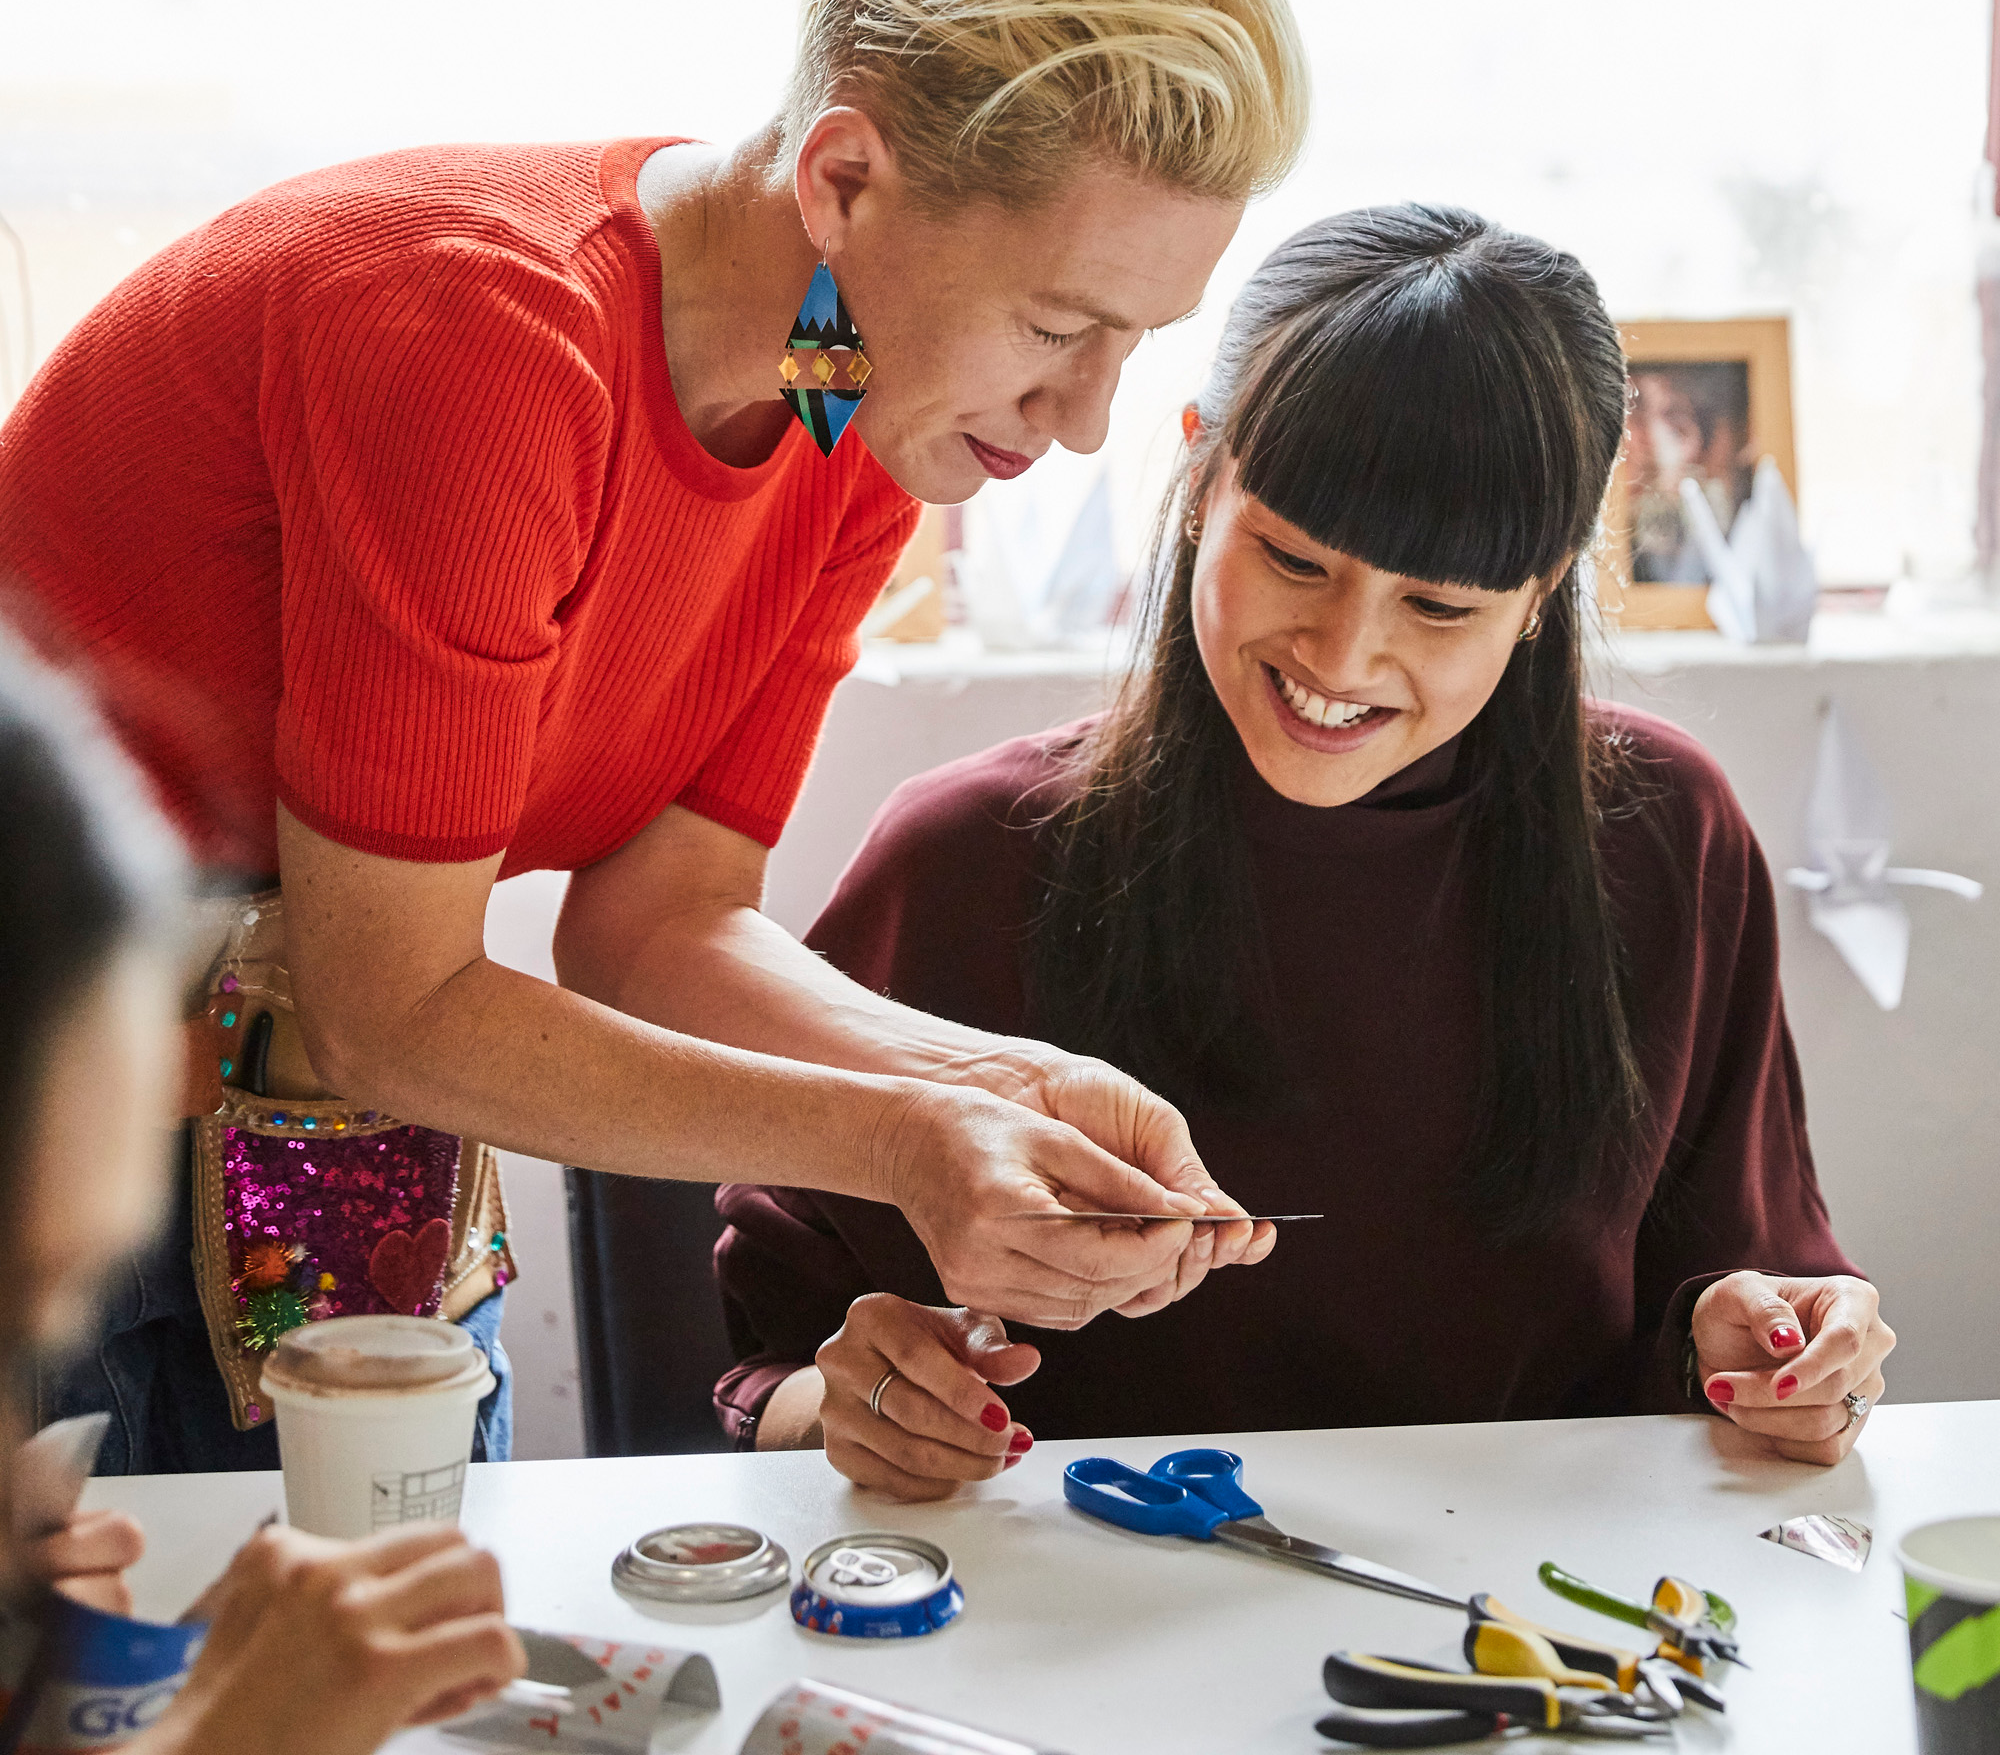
[84,1402,1995,1753]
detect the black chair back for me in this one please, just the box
[565,1167,735,1455]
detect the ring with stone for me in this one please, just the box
[1843,1389,1872,1429]
[869,1367,901,1420]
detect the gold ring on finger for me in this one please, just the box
[869,1367,901,1420]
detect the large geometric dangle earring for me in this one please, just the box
[778,246,872,457]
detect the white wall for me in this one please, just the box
[1608,636,2000,1406]
[1,0,1988,586]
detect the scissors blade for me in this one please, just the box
[1214,1521,1467,1611]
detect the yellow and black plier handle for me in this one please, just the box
[1467,1594,1726,1713]
[1321,1653,1667,1741]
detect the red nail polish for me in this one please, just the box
[1008,1428,1034,1453]
[1002,1454,1022,1469]
[1775,1375,1799,1400]
[1705,1378,1734,1406]
[979,1403,1008,1432]
[1770,1326,1802,1351]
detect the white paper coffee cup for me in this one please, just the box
[260,1315,494,1540]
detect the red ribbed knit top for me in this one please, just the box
[0,139,918,875]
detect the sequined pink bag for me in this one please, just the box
[186,892,515,1432]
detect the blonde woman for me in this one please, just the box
[0,1,1306,1472]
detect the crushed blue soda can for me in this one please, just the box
[789,1533,963,1639]
[0,1592,205,1753]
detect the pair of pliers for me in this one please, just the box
[1541,1562,1745,1668]
[1317,1650,1670,1746]
[1468,1594,1726,1714]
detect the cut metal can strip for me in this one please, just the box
[438,1629,718,1753]
[740,1679,1067,1755]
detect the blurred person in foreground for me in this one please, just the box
[0,625,523,1753]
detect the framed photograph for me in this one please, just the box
[1599,316,1797,630]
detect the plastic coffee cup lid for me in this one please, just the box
[267,1315,479,1392]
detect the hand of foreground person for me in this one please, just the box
[134,1523,524,1755]
[21,1507,146,1614]
[1693,1271,1894,1465]
[816,1295,1042,1502]
[879,1069,1264,1331]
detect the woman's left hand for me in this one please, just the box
[21,1508,146,1614]
[1692,1271,1894,1465]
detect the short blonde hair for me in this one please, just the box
[782,0,1309,211]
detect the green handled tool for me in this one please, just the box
[1468,1595,1726,1714]
[1653,1572,1737,1636]
[1540,1562,1745,1667]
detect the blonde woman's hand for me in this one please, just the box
[1692,1271,1894,1465]
[880,1079,1213,1329]
[816,1294,1040,1501]
[21,1508,145,1615]
[135,1523,524,1755]
[1007,1051,1276,1303]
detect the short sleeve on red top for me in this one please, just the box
[268,244,612,863]
[0,140,918,876]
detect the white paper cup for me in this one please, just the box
[1898,1514,2000,1754]
[260,1315,493,1540]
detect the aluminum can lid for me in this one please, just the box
[611,1522,790,1604]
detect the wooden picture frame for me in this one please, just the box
[1598,316,1797,630]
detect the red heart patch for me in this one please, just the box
[368,1217,452,1316]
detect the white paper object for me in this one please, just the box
[858,574,937,640]
[1042,472,1123,636]
[1681,456,1819,643]
[958,469,1124,649]
[1782,706,1981,1009]
[952,527,1041,652]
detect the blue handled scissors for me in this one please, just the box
[1063,1447,1469,1612]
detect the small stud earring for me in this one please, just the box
[1184,512,1205,545]
[1516,610,1542,643]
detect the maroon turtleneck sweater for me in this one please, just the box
[714,705,1856,1445]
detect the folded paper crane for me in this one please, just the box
[1783,705,1981,1010]
[1680,456,1818,644]
[956,469,1123,651]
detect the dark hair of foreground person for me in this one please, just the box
[0,626,525,1752]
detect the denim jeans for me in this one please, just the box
[38,1132,511,1474]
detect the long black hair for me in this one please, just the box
[0,621,186,1287]
[1024,203,1643,1241]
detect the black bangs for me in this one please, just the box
[1224,204,1616,594]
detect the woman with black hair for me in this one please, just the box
[0,626,525,1751]
[713,204,1896,1498]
